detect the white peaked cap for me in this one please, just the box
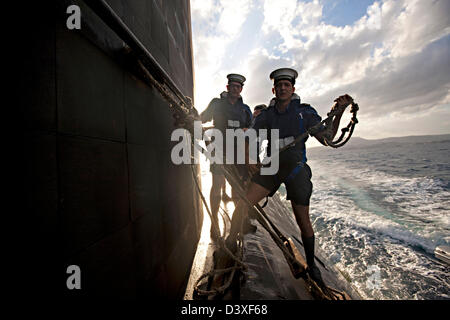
[227,73,246,85]
[269,68,298,83]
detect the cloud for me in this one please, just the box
[217,0,252,38]
[190,0,216,20]
[191,0,252,110]
[191,0,450,138]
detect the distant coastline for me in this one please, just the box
[306,133,450,298]
[309,133,450,151]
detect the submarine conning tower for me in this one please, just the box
[19,0,201,299]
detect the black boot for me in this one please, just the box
[302,235,325,286]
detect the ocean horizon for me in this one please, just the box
[299,133,450,299]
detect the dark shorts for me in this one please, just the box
[251,162,313,206]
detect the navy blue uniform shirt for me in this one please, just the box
[201,92,252,160]
[251,94,323,164]
[201,92,252,131]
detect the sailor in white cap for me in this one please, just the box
[200,73,253,241]
[226,73,246,86]
[269,67,298,84]
[227,67,354,286]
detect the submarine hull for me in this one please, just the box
[19,0,201,299]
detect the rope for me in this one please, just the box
[119,46,241,297]
[217,164,351,300]
[190,164,247,267]
[189,163,247,298]
[277,100,359,153]
[127,49,354,299]
[193,122,350,299]
[323,103,359,148]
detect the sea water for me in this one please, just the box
[302,135,450,299]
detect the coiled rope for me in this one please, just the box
[278,100,359,153]
[189,163,246,297]
[323,102,359,148]
[79,0,357,299]
[128,50,355,299]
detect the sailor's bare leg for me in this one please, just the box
[210,174,225,239]
[221,182,231,202]
[228,182,270,243]
[211,183,266,294]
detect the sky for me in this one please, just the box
[190,0,450,145]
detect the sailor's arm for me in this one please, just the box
[314,94,353,146]
[200,98,218,123]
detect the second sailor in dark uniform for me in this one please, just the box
[200,73,252,240]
